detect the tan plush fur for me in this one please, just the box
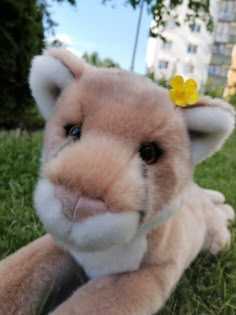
[0,236,80,315]
[0,48,235,315]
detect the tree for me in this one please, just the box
[0,0,76,129]
[83,52,121,68]
[103,0,213,39]
[146,71,169,88]
[0,0,44,129]
[229,94,236,108]
[204,79,224,99]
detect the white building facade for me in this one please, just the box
[146,0,218,89]
[208,1,236,88]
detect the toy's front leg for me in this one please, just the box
[0,235,80,315]
[52,261,181,315]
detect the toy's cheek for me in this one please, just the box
[34,178,72,238]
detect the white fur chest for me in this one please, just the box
[70,235,147,279]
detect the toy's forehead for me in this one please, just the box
[78,68,173,112]
[53,68,183,141]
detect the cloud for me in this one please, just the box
[67,47,83,57]
[47,33,73,46]
[46,33,83,57]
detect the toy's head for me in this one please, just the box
[30,48,234,253]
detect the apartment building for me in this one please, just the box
[224,44,236,98]
[146,0,236,89]
[208,1,236,87]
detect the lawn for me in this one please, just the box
[0,130,236,314]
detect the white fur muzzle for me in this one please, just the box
[34,178,144,277]
[34,178,181,278]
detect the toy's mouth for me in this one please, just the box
[34,178,141,252]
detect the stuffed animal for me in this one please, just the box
[0,48,235,315]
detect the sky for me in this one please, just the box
[49,1,152,74]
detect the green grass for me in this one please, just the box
[0,130,236,314]
[0,130,43,258]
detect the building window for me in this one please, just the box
[190,23,201,33]
[184,63,194,74]
[158,60,169,69]
[219,1,233,20]
[208,65,221,76]
[212,44,225,55]
[215,22,229,39]
[187,44,198,53]
[162,41,172,51]
[166,20,176,30]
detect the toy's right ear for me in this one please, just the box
[29,48,88,120]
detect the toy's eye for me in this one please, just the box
[64,124,81,139]
[139,142,163,164]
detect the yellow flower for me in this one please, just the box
[169,75,200,107]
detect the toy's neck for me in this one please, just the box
[70,197,183,279]
[137,197,182,237]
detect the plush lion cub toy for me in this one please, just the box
[0,48,235,315]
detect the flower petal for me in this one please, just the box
[170,76,184,89]
[185,79,198,92]
[169,89,187,106]
[169,89,177,102]
[186,91,200,105]
[175,99,187,107]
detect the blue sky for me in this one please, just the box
[49,1,152,73]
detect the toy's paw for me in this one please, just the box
[209,227,231,255]
[221,204,235,221]
[204,188,225,204]
[216,203,235,223]
[209,204,235,255]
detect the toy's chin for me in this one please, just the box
[34,178,140,253]
[57,211,140,252]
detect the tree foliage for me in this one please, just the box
[204,79,224,98]
[0,0,44,129]
[146,70,169,88]
[0,0,76,129]
[83,52,121,68]
[229,94,236,108]
[103,0,213,39]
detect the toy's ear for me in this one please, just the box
[29,48,88,119]
[182,96,235,165]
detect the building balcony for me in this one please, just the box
[228,34,236,45]
[231,12,236,23]
[208,74,227,87]
[214,33,236,45]
[211,53,231,65]
[214,33,228,43]
[218,12,234,22]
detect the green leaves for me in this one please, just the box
[82,51,121,68]
[103,0,213,38]
[0,0,44,129]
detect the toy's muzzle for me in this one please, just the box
[34,179,141,252]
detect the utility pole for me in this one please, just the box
[130,0,145,72]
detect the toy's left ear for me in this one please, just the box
[182,96,235,165]
[29,48,89,120]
